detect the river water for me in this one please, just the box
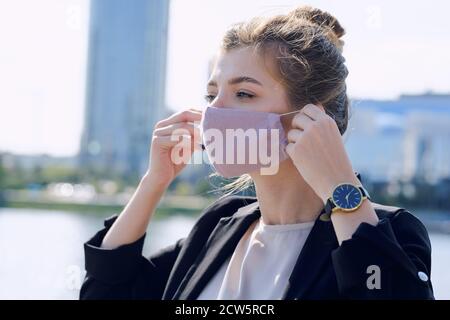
[0,208,449,299]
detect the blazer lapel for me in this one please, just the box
[280,171,360,298]
[174,201,261,300]
[173,201,339,300]
[282,210,339,299]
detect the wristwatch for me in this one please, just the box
[324,183,370,215]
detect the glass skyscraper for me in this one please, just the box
[80,0,170,176]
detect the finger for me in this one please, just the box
[301,103,324,120]
[172,135,199,158]
[193,139,203,151]
[153,135,189,148]
[188,107,203,113]
[156,134,199,154]
[154,122,199,137]
[172,126,202,149]
[292,112,314,130]
[171,134,193,149]
[285,142,295,156]
[302,103,325,118]
[287,128,302,143]
[302,103,325,120]
[155,109,202,128]
[170,135,196,164]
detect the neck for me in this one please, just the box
[251,160,324,225]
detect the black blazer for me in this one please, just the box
[79,195,434,300]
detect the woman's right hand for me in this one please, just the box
[145,108,203,188]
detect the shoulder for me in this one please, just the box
[371,202,431,250]
[371,202,426,228]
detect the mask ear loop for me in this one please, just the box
[279,109,303,132]
[278,109,306,140]
[280,108,318,122]
[279,109,303,117]
[283,106,335,122]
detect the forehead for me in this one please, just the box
[210,46,280,85]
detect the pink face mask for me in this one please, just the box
[200,106,301,178]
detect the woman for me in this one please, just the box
[80,6,434,300]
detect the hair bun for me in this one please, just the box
[288,6,345,51]
[290,6,345,38]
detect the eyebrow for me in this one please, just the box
[207,76,263,88]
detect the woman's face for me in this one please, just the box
[205,46,291,115]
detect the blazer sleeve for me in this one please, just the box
[79,214,185,300]
[331,208,434,299]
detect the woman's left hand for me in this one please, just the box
[285,104,359,203]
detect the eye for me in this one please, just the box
[204,94,216,103]
[236,91,254,99]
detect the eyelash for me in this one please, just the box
[204,91,255,103]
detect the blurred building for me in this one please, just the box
[345,93,450,182]
[403,112,450,183]
[80,0,170,176]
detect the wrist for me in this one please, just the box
[140,171,170,193]
[320,173,361,203]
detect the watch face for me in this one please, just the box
[332,184,363,211]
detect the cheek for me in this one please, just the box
[259,91,291,114]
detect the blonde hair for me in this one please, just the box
[212,5,349,197]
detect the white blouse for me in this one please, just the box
[197,216,315,300]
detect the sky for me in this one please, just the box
[0,0,450,156]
